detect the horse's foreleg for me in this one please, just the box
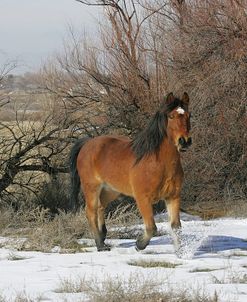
[166,197,182,251]
[135,200,157,251]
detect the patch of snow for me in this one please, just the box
[51,246,61,253]
[155,211,201,222]
[1,218,247,301]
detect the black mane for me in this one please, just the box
[130,98,187,163]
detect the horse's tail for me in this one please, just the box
[69,137,89,211]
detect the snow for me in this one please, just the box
[1,215,247,301]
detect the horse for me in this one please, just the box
[70,92,192,252]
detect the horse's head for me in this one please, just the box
[165,92,192,152]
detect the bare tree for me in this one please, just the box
[0,71,76,204]
[0,60,17,108]
[55,0,168,134]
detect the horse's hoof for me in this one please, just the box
[97,244,111,252]
[136,238,148,251]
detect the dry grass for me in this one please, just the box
[212,270,247,284]
[55,276,87,294]
[0,291,44,302]
[128,260,180,269]
[11,292,36,302]
[0,205,91,253]
[190,268,220,273]
[55,274,219,302]
[0,202,142,253]
[106,204,142,239]
[0,208,13,235]
[22,209,91,253]
[106,203,141,227]
[0,204,50,237]
[184,199,247,220]
[224,202,247,218]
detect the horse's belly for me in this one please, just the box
[96,167,133,196]
[105,179,133,196]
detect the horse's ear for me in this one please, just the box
[165,92,175,104]
[182,92,189,105]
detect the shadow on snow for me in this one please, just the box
[117,235,247,256]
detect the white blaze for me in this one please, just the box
[176,107,185,115]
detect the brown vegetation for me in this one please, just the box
[56,274,218,302]
[0,0,246,219]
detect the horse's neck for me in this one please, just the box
[160,137,181,170]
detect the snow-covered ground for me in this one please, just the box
[1,215,247,301]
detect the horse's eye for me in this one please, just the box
[168,115,174,119]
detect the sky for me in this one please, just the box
[0,0,100,74]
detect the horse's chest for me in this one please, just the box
[160,176,181,199]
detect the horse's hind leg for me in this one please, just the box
[135,199,157,251]
[97,203,107,243]
[98,188,120,243]
[84,183,110,251]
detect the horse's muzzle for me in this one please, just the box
[178,137,192,152]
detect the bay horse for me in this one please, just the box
[70,92,192,252]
